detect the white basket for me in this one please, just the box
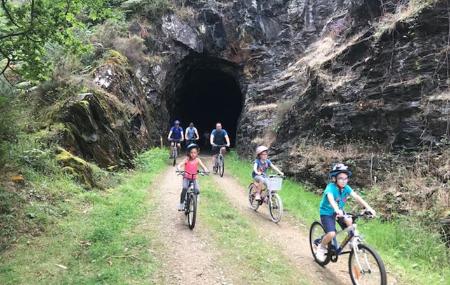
[267,177,283,191]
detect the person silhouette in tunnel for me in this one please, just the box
[185,122,199,147]
[210,122,230,169]
[168,120,184,157]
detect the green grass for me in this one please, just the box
[0,148,168,285]
[226,152,450,285]
[198,176,309,285]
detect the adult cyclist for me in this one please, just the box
[185,122,200,147]
[210,122,230,170]
[168,120,184,157]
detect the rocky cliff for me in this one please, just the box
[36,0,448,215]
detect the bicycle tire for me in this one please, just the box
[309,221,332,266]
[269,193,283,223]
[186,193,197,230]
[248,183,260,211]
[219,155,224,177]
[172,147,177,167]
[349,243,387,285]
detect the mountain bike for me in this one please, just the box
[169,138,181,166]
[309,211,387,285]
[212,144,227,177]
[176,170,208,230]
[248,175,284,223]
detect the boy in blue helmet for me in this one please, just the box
[316,163,377,262]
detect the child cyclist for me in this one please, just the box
[252,146,284,201]
[316,163,377,262]
[176,144,209,211]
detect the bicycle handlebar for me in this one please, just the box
[176,170,209,177]
[345,210,375,220]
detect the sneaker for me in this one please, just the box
[316,244,328,262]
[178,203,184,211]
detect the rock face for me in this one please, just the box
[41,0,449,214]
[56,52,168,168]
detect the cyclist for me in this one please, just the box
[316,163,376,262]
[210,122,230,170]
[176,144,209,211]
[167,120,184,157]
[185,122,199,146]
[252,145,284,201]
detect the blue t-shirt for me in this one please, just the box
[211,129,228,145]
[252,159,272,178]
[170,126,183,140]
[186,127,197,140]
[319,183,353,216]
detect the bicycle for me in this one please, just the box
[309,211,387,285]
[212,144,227,177]
[176,170,208,230]
[169,138,182,166]
[248,175,284,223]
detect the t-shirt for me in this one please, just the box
[186,127,198,140]
[184,158,199,180]
[319,183,353,216]
[252,159,272,178]
[170,126,183,140]
[211,129,228,145]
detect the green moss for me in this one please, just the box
[55,147,96,189]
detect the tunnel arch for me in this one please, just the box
[164,54,245,147]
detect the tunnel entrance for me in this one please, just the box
[166,55,244,147]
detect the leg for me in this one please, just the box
[316,215,337,262]
[254,176,265,200]
[179,178,189,210]
[220,146,227,156]
[193,180,200,195]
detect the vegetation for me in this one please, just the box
[0,148,167,284]
[200,176,308,285]
[226,152,450,285]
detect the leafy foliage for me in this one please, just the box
[0,0,123,81]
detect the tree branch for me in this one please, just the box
[1,0,21,29]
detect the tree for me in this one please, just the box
[0,0,122,81]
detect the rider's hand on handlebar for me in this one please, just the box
[335,209,344,217]
[365,208,376,218]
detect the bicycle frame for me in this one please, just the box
[327,214,367,259]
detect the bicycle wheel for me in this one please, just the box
[248,183,260,211]
[186,193,197,230]
[309,221,332,266]
[172,147,177,166]
[219,155,224,177]
[268,193,283,223]
[349,244,387,285]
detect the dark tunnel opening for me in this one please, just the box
[166,56,244,148]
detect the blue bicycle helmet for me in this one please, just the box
[329,163,352,178]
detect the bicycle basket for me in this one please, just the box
[267,177,283,191]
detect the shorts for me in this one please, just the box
[212,145,227,155]
[182,178,200,194]
[253,175,268,185]
[320,214,348,233]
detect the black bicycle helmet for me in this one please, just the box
[186,143,199,152]
[329,163,352,178]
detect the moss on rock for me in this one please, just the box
[55,147,96,189]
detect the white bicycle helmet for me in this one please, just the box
[256,145,269,156]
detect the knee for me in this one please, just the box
[327,231,336,239]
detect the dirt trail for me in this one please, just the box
[205,156,398,285]
[149,166,234,285]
